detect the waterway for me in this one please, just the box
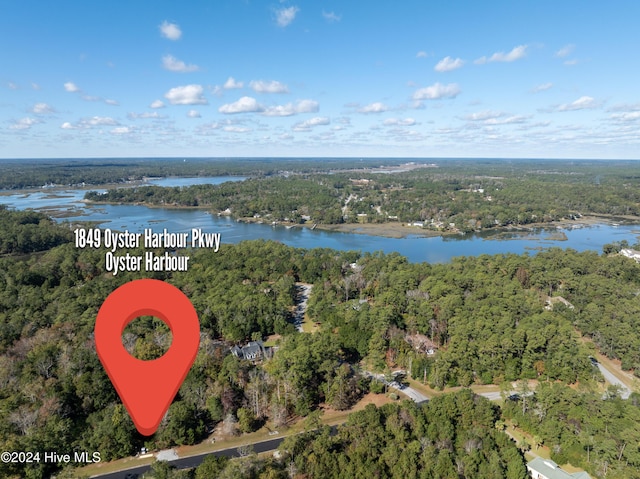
[1,176,639,264]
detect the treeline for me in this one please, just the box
[0,157,406,189]
[0,206,72,254]
[86,160,640,231]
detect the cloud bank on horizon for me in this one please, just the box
[1,0,639,159]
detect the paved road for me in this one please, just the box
[293,283,312,332]
[90,437,285,479]
[596,362,632,399]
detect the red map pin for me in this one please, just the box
[95,279,200,436]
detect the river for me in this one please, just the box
[1,176,639,264]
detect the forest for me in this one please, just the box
[1,203,640,477]
[83,159,640,233]
[0,157,408,190]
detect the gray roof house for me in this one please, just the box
[527,458,591,479]
[230,340,268,361]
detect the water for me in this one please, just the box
[1,177,639,263]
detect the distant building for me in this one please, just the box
[527,458,591,479]
[230,341,269,361]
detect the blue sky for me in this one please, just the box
[1,0,639,159]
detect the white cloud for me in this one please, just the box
[484,115,530,125]
[223,77,244,89]
[250,80,289,94]
[10,117,40,130]
[61,116,119,130]
[111,126,132,134]
[557,96,598,112]
[81,95,100,102]
[383,118,417,126]
[159,21,182,40]
[434,56,464,72]
[162,55,199,73]
[164,84,208,105]
[532,82,553,93]
[608,103,640,112]
[32,103,55,114]
[416,51,428,58]
[275,6,299,27]
[555,44,575,58]
[223,126,251,133]
[85,116,119,126]
[463,110,504,121]
[150,100,165,109]
[262,99,319,116]
[104,99,119,106]
[8,82,18,90]
[292,116,330,131]
[474,45,528,64]
[358,102,389,114]
[64,82,80,92]
[219,96,264,114]
[322,10,341,22]
[31,83,40,90]
[610,112,640,122]
[127,112,167,120]
[563,59,579,66]
[187,109,201,118]
[412,82,460,100]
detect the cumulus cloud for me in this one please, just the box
[32,103,55,114]
[358,102,389,114]
[150,100,165,109]
[434,56,464,72]
[484,115,530,125]
[610,112,640,122]
[555,44,575,58]
[111,126,132,134]
[64,82,80,92]
[58,116,119,130]
[187,109,201,118]
[262,99,319,116]
[219,96,264,114]
[416,51,428,58]
[85,116,119,126]
[412,82,460,100]
[383,118,417,126]
[223,126,251,133]
[292,116,330,131]
[475,45,527,64]
[127,112,167,120]
[223,77,244,89]
[250,80,289,94]
[275,6,299,27]
[162,55,199,73]
[10,117,40,130]
[159,21,182,40]
[463,110,504,121]
[322,10,341,22]
[164,84,208,105]
[557,96,598,112]
[532,82,553,93]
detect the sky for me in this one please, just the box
[1,0,639,159]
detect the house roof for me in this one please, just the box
[527,458,591,479]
